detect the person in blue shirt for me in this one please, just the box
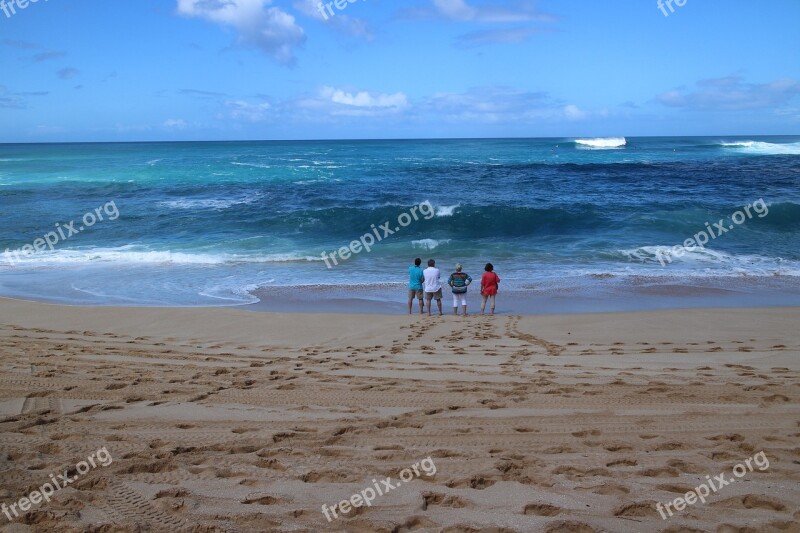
[408,257,425,315]
[447,263,473,316]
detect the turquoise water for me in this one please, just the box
[0,136,799,306]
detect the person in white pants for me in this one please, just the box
[447,263,472,316]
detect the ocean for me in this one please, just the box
[1,136,799,311]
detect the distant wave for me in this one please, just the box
[620,245,738,265]
[719,141,800,155]
[435,204,460,217]
[231,162,272,169]
[575,137,627,149]
[0,246,323,267]
[238,202,799,240]
[412,239,451,250]
[617,246,800,276]
[160,193,264,211]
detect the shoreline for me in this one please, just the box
[0,274,798,315]
[248,276,800,314]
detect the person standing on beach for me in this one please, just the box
[480,263,500,315]
[448,263,472,316]
[423,259,443,316]
[408,257,425,315]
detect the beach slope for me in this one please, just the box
[0,299,798,531]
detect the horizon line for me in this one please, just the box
[2,134,800,146]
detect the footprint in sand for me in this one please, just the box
[613,501,660,518]
[712,495,786,511]
[523,503,562,516]
[543,521,597,533]
[606,458,637,467]
[421,492,472,510]
[582,483,629,496]
[445,476,496,490]
[656,483,695,494]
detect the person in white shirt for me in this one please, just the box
[423,259,443,316]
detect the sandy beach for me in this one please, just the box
[0,298,798,532]
[3,0,799,530]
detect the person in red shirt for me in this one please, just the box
[480,263,500,315]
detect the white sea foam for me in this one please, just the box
[618,246,800,276]
[198,282,263,304]
[412,239,451,250]
[0,246,324,267]
[231,162,272,169]
[435,204,460,217]
[621,245,733,264]
[575,137,627,149]
[719,141,800,155]
[160,192,263,211]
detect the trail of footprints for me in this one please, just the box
[0,322,798,531]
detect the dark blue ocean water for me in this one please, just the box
[0,136,799,306]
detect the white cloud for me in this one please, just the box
[183,85,605,128]
[225,100,271,122]
[293,0,327,21]
[564,104,587,120]
[164,118,188,129]
[321,87,408,108]
[399,1,557,45]
[432,0,555,23]
[288,87,410,118]
[34,125,65,133]
[656,76,800,111]
[457,26,549,46]
[433,0,478,21]
[424,86,554,122]
[176,0,305,65]
[418,86,610,126]
[292,0,374,39]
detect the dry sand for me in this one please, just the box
[0,298,798,532]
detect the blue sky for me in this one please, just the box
[1,0,799,142]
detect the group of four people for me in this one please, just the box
[408,258,500,316]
